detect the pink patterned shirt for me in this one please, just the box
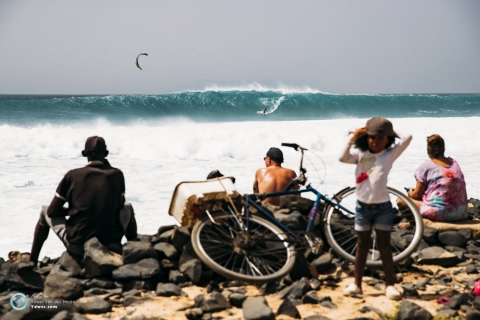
[415,158,468,221]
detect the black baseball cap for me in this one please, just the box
[206,170,235,183]
[207,170,224,179]
[266,147,284,163]
[82,136,108,157]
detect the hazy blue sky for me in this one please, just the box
[0,0,479,94]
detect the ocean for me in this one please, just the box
[1,88,480,259]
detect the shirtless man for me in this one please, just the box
[253,147,298,205]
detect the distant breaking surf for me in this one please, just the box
[0,90,479,126]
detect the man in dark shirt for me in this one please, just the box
[30,136,137,264]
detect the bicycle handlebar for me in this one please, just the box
[281,143,300,150]
[281,143,308,151]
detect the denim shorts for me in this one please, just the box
[355,201,393,232]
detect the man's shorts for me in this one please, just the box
[354,201,393,232]
[38,203,134,255]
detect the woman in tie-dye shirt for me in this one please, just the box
[406,134,468,221]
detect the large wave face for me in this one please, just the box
[1,91,479,125]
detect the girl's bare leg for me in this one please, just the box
[355,230,373,288]
[376,229,394,286]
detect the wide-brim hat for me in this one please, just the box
[366,117,398,137]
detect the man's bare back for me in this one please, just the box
[253,147,297,205]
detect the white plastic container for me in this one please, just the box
[168,177,239,227]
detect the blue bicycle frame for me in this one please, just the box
[243,184,355,240]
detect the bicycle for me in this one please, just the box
[189,143,424,283]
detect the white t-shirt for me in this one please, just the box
[339,132,412,204]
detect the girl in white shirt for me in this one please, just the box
[339,117,412,300]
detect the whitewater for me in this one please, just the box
[1,90,480,259]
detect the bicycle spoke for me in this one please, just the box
[245,256,263,276]
[203,226,234,242]
[348,243,358,255]
[207,250,235,261]
[250,247,290,255]
[338,236,358,248]
[224,251,236,268]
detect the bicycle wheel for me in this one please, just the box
[191,211,296,284]
[323,186,423,267]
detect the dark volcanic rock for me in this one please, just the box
[171,226,191,252]
[112,258,161,280]
[196,292,230,313]
[50,310,70,320]
[422,226,439,244]
[85,278,115,289]
[467,311,480,320]
[229,293,247,308]
[466,264,478,274]
[160,258,178,270]
[57,251,83,277]
[460,228,473,240]
[276,298,300,319]
[401,283,418,296]
[156,283,182,297]
[445,293,473,310]
[206,281,221,293]
[123,279,154,291]
[0,275,7,293]
[289,254,311,281]
[74,296,112,314]
[319,297,337,309]
[397,300,433,320]
[391,233,408,252]
[474,296,480,310]
[302,291,322,304]
[185,307,203,320]
[154,242,179,260]
[157,229,174,243]
[311,252,333,273]
[83,237,123,278]
[278,277,312,300]
[72,313,90,320]
[122,241,158,264]
[178,242,199,266]
[123,295,148,307]
[417,246,460,267]
[243,297,275,320]
[438,231,468,248]
[179,259,202,284]
[169,270,189,284]
[260,282,278,295]
[436,307,457,318]
[44,273,84,299]
[4,260,44,291]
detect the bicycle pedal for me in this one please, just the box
[305,234,323,255]
[312,238,324,255]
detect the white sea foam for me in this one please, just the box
[197,83,326,94]
[1,117,479,259]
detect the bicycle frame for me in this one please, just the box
[243,185,355,240]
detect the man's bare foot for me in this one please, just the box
[398,222,411,229]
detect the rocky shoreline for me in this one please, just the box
[2,198,480,320]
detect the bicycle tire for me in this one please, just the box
[191,211,296,284]
[323,186,423,267]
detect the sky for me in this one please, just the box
[0,0,479,94]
